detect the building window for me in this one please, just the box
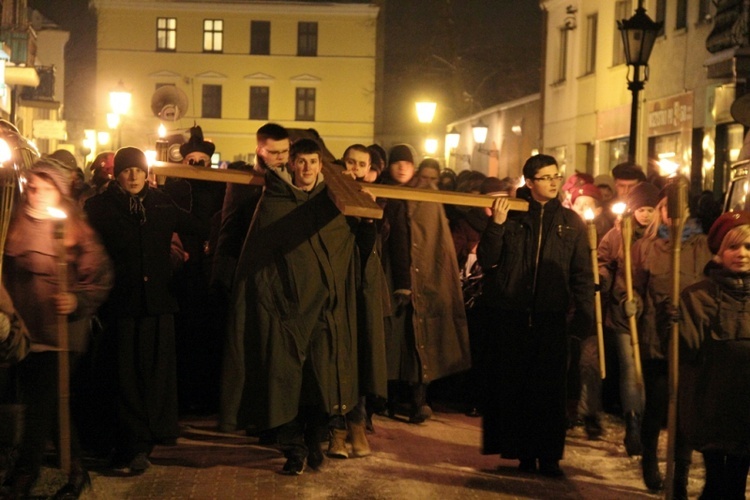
[156,17,176,51]
[202,84,222,118]
[655,0,666,36]
[249,86,269,120]
[295,88,315,121]
[203,19,223,53]
[297,22,318,56]
[613,0,632,66]
[250,21,271,55]
[583,13,597,75]
[676,0,687,29]
[555,27,568,83]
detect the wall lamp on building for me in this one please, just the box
[618,0,662,163]
[472,120,499,158]
[444,127,471,165]
[109,81,132,149]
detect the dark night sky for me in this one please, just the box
[27,0,542,140]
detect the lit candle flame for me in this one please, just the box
[584,208,595,221]
[158,124,166,138]
[611,202,626,215]
[47,207,67,220]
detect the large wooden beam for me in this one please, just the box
[149,161,529,218]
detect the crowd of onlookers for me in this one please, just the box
[0,121,748,500]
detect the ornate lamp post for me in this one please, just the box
[617,0,662,163]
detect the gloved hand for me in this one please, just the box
[393,289,412,315]
[623,299,638,318]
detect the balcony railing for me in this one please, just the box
[19,65,55,101]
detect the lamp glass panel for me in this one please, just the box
[445,131,460,150]
[416,102,437,124]
[472,124,488,144]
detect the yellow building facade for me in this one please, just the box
[539,0,734,195]
[92,0,378,163]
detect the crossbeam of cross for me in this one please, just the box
[150,161,529,219]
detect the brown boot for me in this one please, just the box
[326,428,349,459]
[348,420,371,458]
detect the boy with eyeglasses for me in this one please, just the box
[477,154,594,478]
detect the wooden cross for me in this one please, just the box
[150,160,529,218]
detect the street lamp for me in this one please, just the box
[472,120,488,145]
[415,101,437,124]
[109,81,132,149]
[618,0,662,163]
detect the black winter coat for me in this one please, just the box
[84,183,197,319]
[477,197,593,332]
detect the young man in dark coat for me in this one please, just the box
[220,138,380,475]
[477,154,594,477]
[84,147,201,474]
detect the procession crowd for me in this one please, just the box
[0,121,748,500]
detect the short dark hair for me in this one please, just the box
[343,144,370,162]
[290,138,321,160]
[256,123,289,144]
[611,162,647,182]
[522,154,557,180]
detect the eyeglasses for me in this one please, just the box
[532,174,563,183]
[188,158,206,166]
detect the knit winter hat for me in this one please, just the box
[707,211,750,255]
[47,149,78,171]
[27,158,72,196]
[114,147,149,178]
[388,144,415,165]
[571,183,602,204]
[179,124,215,159]
[562,171,595,194]
[626,182,660,211]
[593,174,615,192]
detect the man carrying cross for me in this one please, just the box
[219,138,380,475]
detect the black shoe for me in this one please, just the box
[53,463,91,500]
[583,415,603,440]
[128,452,151,475]
[304,429,325,470]
[539,459,564,478]
[518,458,537,473]
[408,405,432,424]
[641,454,663,490]
[281,456,305,475]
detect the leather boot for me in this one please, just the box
[53,460,91,499]
[641,436,663,491]
[348,420,371,457]
[409,384,432,424]
[671,459,690,500]
[326,428,348,459]
[624,411,643,456]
